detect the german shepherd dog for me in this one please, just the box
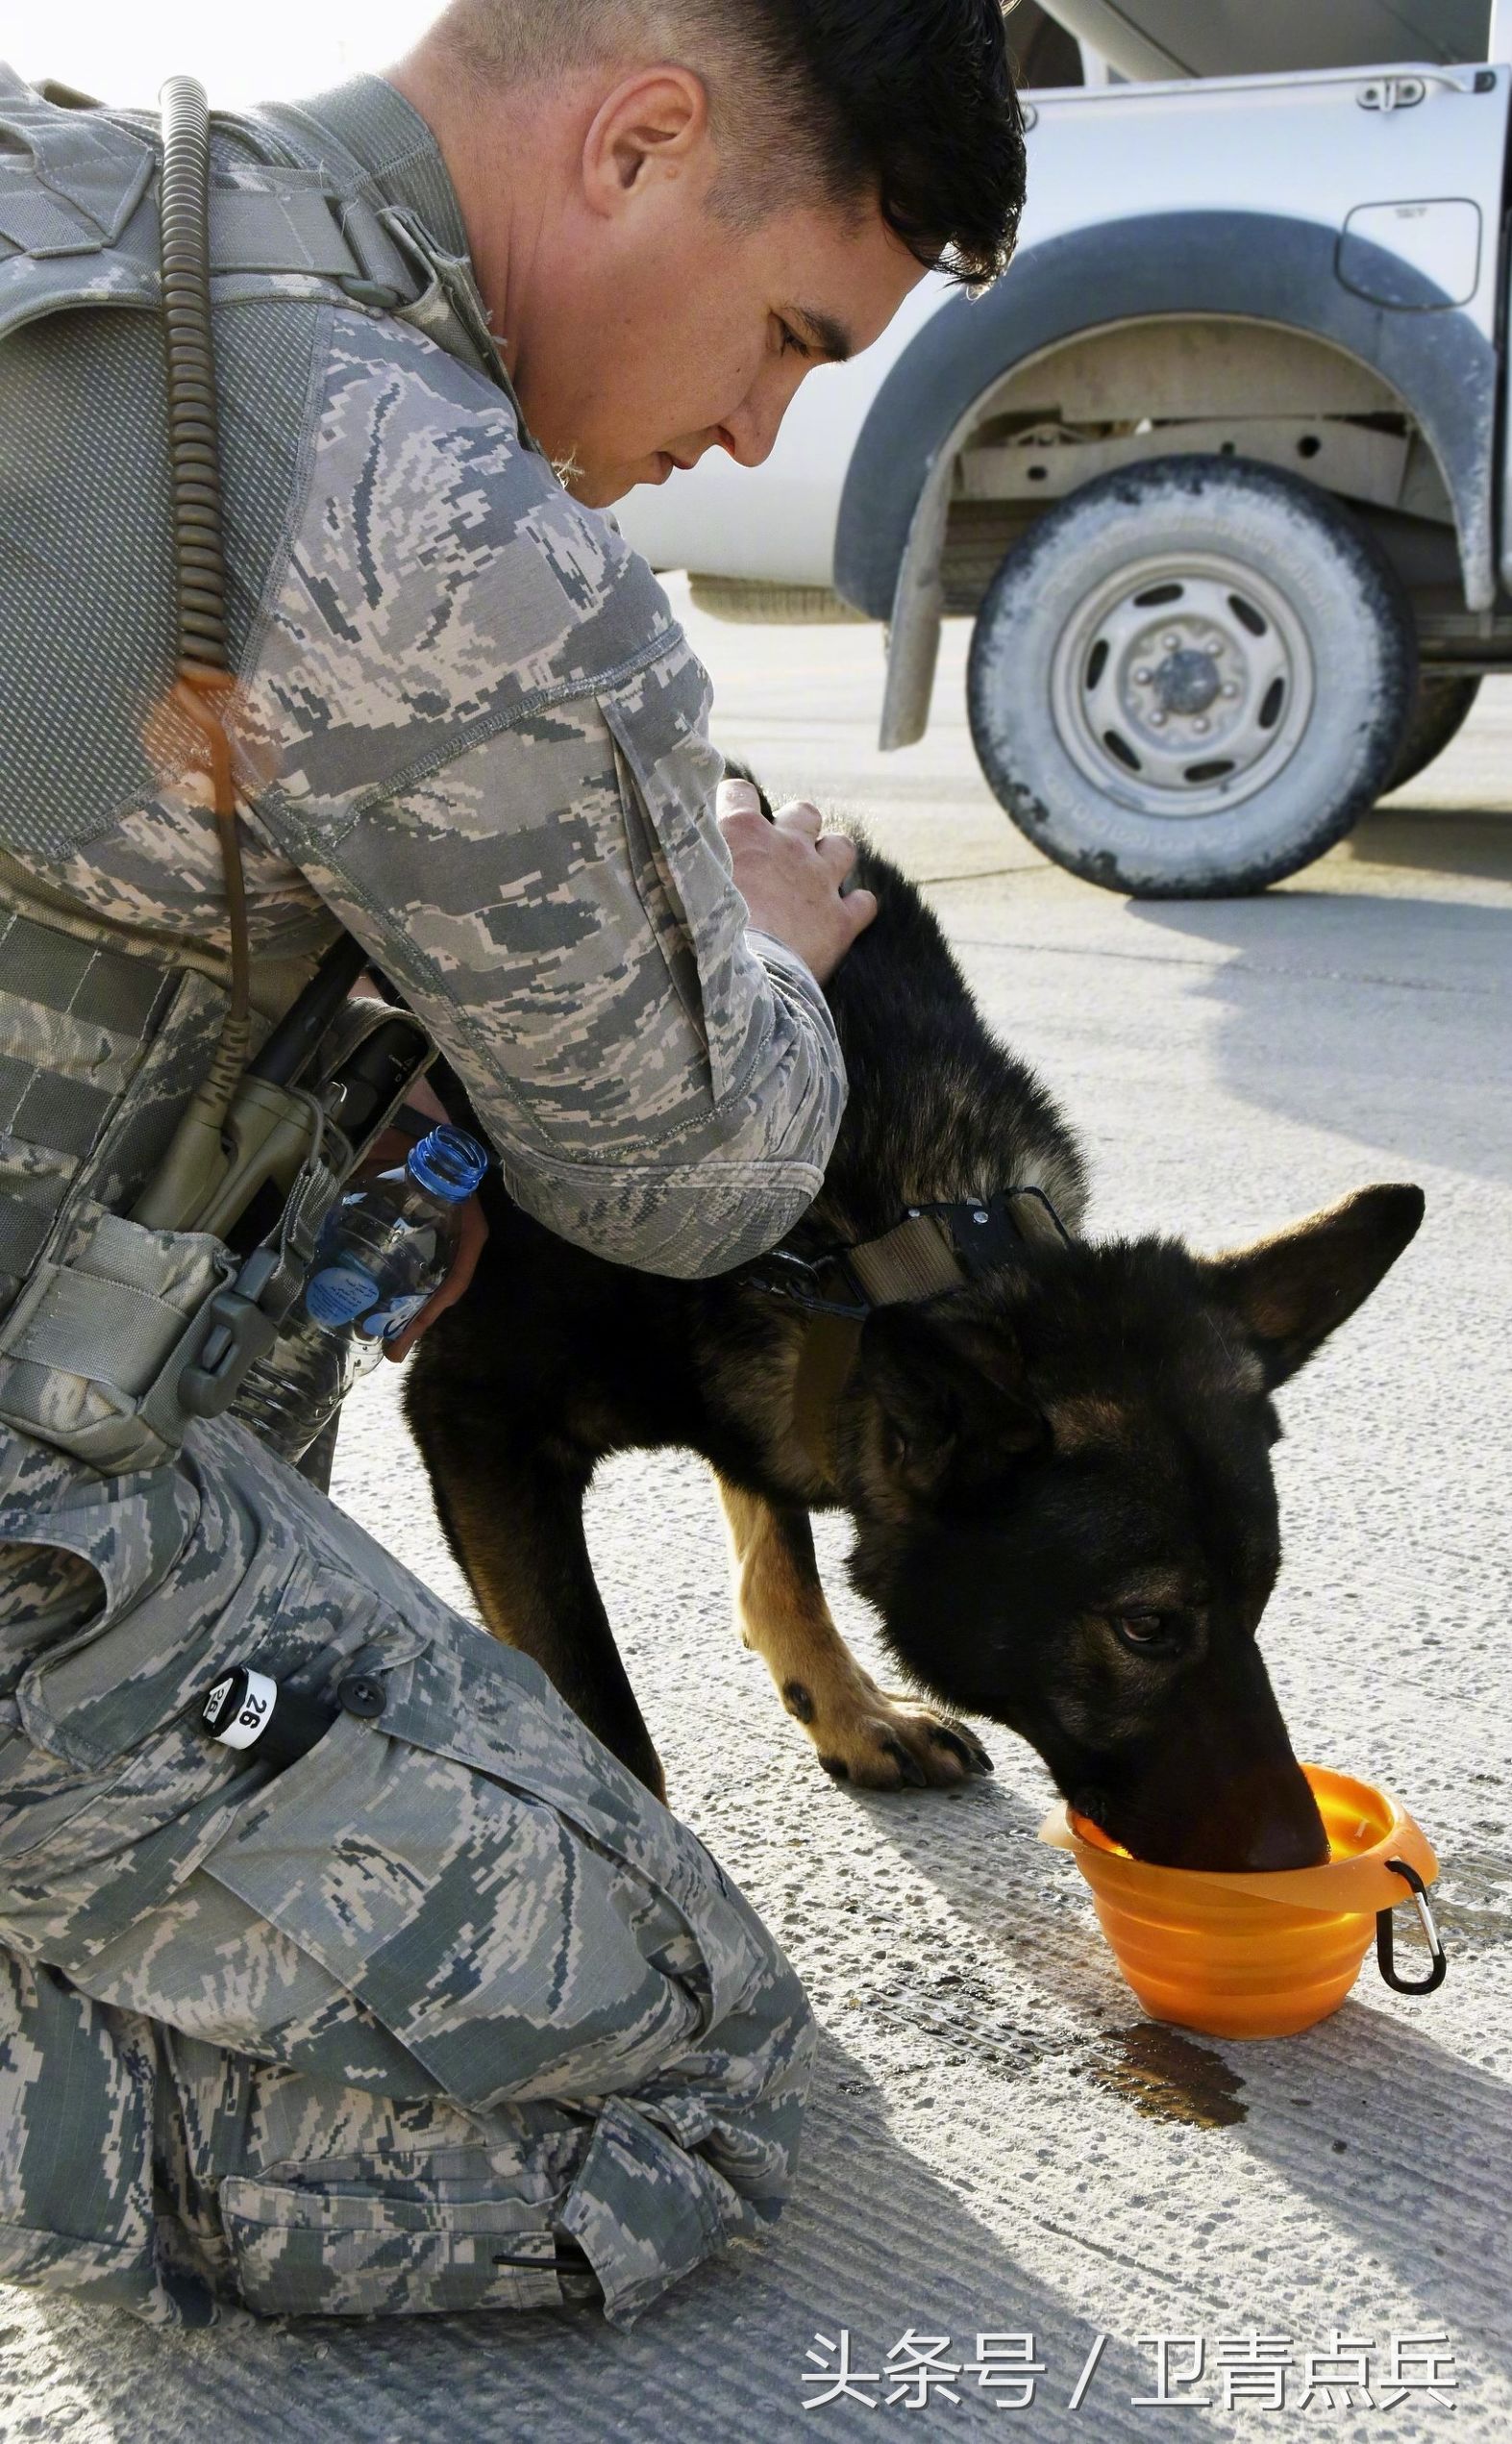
[407,817,1423,1872]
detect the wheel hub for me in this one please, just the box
[1153,645,1222,716]
[1049,555,1315,821]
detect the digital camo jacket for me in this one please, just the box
[0,72,846,1283]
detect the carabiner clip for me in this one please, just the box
[1375,1856,1447,1996]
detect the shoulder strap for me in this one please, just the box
[0,62,152,254]
[0,63,420,345]
[0,62,160,337]
[0,65,509,391]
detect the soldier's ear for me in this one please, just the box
[582,67,708,216]
[1200,1184,1425,1388]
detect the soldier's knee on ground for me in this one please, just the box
[551,1882,819,2326]
[638,1861,819,2221]
[0,1950,212,2327]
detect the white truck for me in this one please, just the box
[618,9,1512,894]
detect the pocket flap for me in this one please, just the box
[218,2164,564,2316]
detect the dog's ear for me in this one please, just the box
[1200,1184,1425,1388]
[861,1306,1044,1496]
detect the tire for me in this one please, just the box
[966,456,1418,897]
[1381,672,1481,795]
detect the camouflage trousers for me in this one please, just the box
[0,1415,815,2330]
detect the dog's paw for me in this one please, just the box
[799,1679,994,1791]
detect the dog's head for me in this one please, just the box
[844,1183,1424,1870]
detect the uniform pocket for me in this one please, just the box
[16,1529,372,1775]
[0,1199,235,1474]
[218,2157,564,2317]
[202,1624,768,2111]
[0,1549,381,1972]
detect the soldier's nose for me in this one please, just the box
[718,409,780,470]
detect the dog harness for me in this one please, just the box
[744,1186,1071,1483]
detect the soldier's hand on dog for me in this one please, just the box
[354,776,872,1365]
[718,779,878,985]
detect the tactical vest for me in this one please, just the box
[0,68,504,1472]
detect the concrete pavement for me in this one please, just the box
[4,586,1508,2441]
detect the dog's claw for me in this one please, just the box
[804,1691,989,1792]
[928,1723,991,1775]
[882,1735,930,1789]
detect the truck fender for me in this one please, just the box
[835,210,1497,746]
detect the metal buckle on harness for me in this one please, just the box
[926,1188,1071,1278]
[740,1246,871,1320]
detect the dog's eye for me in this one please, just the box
[1111,1610,1177,1654]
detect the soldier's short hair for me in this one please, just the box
[434,0,1026,287]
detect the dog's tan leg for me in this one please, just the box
[715,1475,994,1790]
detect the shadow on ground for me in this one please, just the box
[1348,803,1512,884]
[1125,884,1509,1185]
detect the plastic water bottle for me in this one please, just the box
[231,1123,487,1460]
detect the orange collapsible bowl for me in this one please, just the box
[1040,1765,1445,2039]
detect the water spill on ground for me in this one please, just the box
[1089,2024,1249,2129]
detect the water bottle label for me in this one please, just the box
[305,1259,381,1329]
[357,1287,432,1341]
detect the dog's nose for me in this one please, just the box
[1214,1758,1329,1872]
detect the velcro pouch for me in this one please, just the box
[0,1198,237,1473]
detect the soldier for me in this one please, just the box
[0,1,1024,2329]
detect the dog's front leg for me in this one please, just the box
[715,1476,993,1791]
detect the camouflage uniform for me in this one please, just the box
[0,71,840,2325]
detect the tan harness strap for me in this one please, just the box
[788,1214,966,1483]
[790,1308,868,1484]
[848,1212,965,1305]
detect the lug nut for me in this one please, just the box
[1191,716,1209,735]
[1133,666,1152,685]
[1221,680,1240,699]
[1161,633,1180,652]
[1150,711,1168,728]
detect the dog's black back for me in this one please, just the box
[791,832,1084,1246]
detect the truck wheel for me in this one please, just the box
[1381,673,1481,795]
[966,456,1417,897]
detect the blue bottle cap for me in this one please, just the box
[407,1123,488,1203]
